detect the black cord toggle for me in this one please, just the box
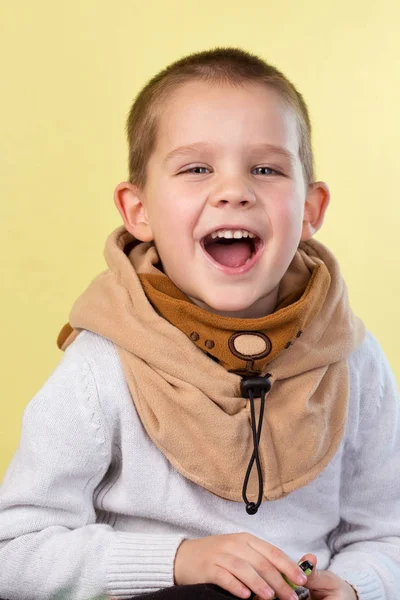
[240,375,271,515]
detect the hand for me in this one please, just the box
[174,533,309,600]
[301,553,358,600]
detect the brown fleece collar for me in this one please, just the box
[58,226,365,504]
[137,262,329,377]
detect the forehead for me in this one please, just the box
[154,79,299,156]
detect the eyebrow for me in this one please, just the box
[163,142,296,164]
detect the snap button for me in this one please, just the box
[205,340,215,349]
[190,332,200,342]
[228,331,272,360]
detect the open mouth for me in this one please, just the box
[200,233,263,271]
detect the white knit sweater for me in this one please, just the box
[0,330,399,600]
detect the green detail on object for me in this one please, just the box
[272,559,313,599]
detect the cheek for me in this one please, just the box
[149,197,198,257]
[270,194,304,235]
[156,190,201,235]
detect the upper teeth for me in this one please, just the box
[210,229,256,239]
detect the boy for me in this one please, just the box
[0,47,399,600]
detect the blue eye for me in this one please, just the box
[181,166,209,174]
[253,166,280,176]
[179,166,282,176]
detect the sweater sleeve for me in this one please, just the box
[0,340,185,600]
[326,333,400,600]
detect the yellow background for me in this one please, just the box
[1,0,399,478]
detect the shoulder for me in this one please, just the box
[348,330,389,373]
[348,330,397,395]
[61,330,133,434]
[14,332,120,472]
[346,330,399,444]
[63,328,121,369]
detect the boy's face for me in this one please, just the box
[115,80,329,318]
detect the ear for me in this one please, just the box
[114,181,154,242]
[301,181,330,241]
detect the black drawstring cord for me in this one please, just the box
[240,375,271,515]
[242,388,265,514]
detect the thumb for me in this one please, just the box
[297,554,332,591]
[298,553,317,580]
[304,562,338,593]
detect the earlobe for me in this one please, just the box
[113,182,154,242]
[301,181,330,241]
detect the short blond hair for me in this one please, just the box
[126,47,315,189]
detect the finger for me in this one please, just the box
[216,554,276,600]
[259,567,302,600]
[297,554,317,579]
[223,545,302,600]
[210,564,261,599]
[298,553,317,567]
[247,538,310,590]
[305,568,339,593]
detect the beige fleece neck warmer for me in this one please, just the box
[58,226,365,506]
[136,261,328,376]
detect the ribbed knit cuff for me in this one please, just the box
[105,532,186,599]
[329,567,384,600]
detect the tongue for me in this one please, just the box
[206,240,253,268]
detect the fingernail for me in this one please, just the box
[291,594,298,600]
[297,573,307,584]
[263,586,275,598]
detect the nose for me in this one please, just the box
[208,175,256,208]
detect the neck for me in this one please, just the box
[187,286,280,319]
